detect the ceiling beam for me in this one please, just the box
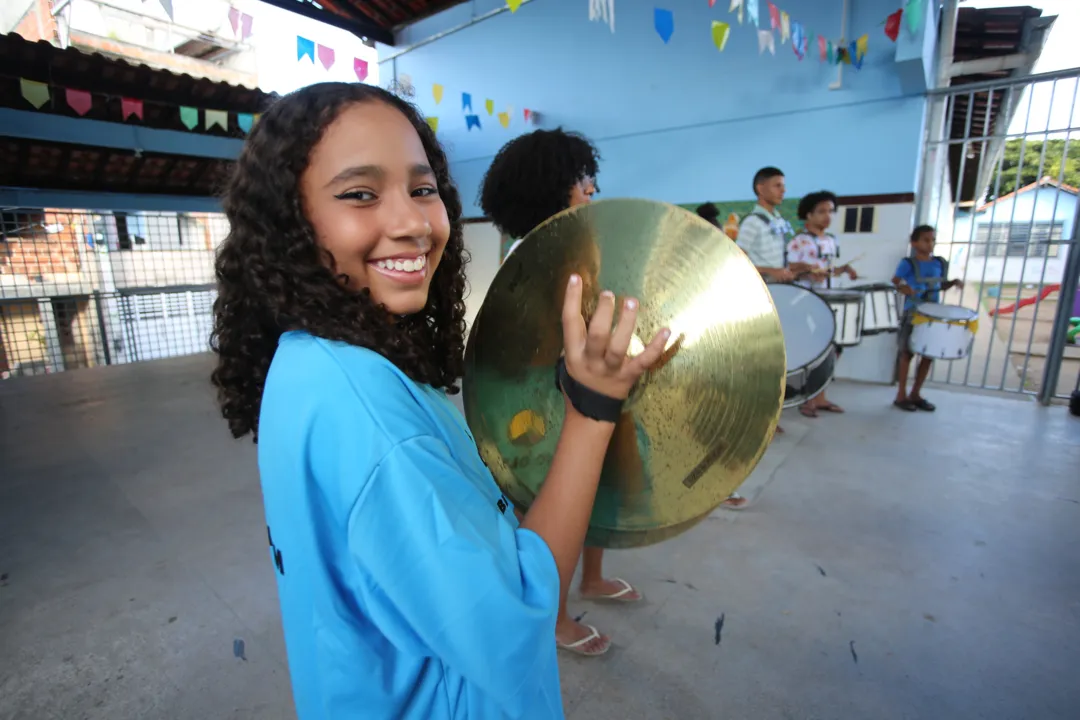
[949,53,1031,78]
[254,0,394,45]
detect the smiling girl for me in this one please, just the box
[210,83,668,719]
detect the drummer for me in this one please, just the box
[786,190,858,417]
[479,128,642,657]
[893,225,963,412]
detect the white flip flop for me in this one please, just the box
[581,577,641,603]
[557,624,611,657]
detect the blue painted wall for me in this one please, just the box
[383,0,931,217]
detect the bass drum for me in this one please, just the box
[768,283,838,408]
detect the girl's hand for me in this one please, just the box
[845,266,858,280]
[561,274,670,401]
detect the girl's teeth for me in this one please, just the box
[375,256,426,272]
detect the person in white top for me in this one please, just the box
[479,128,643,658]
[786,190,857,417]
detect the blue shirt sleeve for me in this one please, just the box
[893,257,914,284]
[343,434,560,714]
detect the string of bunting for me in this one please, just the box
[14,76,261,134]
[423,82,539,135]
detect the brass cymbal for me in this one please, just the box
[463,198,785,548]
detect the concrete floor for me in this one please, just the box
[2,356,1079,720]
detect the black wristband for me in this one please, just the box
[554,356,624,423]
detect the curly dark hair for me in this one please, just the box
[797,190,837,220]
[210,82,467,442]
[478,128,601,239]
[696,202,720,226]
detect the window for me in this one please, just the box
[841,206,876,234]
[972,223,1063,258]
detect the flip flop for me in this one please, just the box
[818,402,844,413]
[721,493,750,511]
[799,404,818,418]
[910,397,936,412]
[557,624,611,657]
[581,578,641,603]
[893,399,917,412]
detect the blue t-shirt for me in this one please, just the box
[257,331,564,720]
[893,256,945,311]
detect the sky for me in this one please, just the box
[963,0,1079,136]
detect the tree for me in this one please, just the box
[987,138,1080,200]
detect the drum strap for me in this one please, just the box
[747,211,788,267]
[904,255,949,301]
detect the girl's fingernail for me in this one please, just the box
[626,298,637,310]
[569,274,580,285]
[601,290,614,299]
[661,328,671,338]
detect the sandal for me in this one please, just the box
[910,397,936,412]
[893,399,917,412]
[799,404,818,418]
[557,624,611,656]
[818,402,844,413]
[721,493,749,510]
[580,578,641,603]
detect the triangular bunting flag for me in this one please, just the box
[317,44,335,70]
[654,8,674,43]
[485,98,494,115]
[426,117,439,133]
[253,113,262,126]
[747,0,759,27]
[780,12,790,43]
[354,58,369,82]
[462,93,473,111]
[65,88,92,116]
[904,0,924,37]
[856,33,869,62]
[885,8,903,42]
[507,0,522,12]
[818,35,828,62]
[237,113,254,133]
[206,109,228,130]
[158,0,174,20]
[711,21,731,51]
[228,6,240,34]
[524,108,532,122]
[433,84,444,104]
[729,0,744,25]
[179,106,198,130]
[121,97,143,121]
[297,36,315,63]
[240,13,253,40]
[465,114,481,131]
[767,2,779,30]
[19,79,50,109]
[757,29,775,55]
[792,22,806,60]
[497,111,510,128]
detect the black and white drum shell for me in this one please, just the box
[852,283,901,335]
[817,289,865,348]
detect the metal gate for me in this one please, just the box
[1,208,224,379]
[919,68,1080,404]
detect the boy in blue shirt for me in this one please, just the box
[892,225,963,412]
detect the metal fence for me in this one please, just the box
[0,208,223,378]
[919,68,1080,403]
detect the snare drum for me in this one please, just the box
[768,284,838,408]
[852,283,901,335]
[909,303,979,360]
[817,289,864,347]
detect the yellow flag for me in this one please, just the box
[433,84,444,104]
[780,12,790,43]
[507,0,522,11]
[426,117,439,133]
[711,21,730,52]
[485,98,494,115]
[856,33,869,60]
[19,78,50,109]
[497,111,510,128]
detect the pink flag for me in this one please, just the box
[767,2,780,30]
[121,97,143,121]
[228,6,240,34]
[818,34,827,61]
[65,88,92,116]
[317,44,335,70]
[240,13,253,40]
[354,58,369,82]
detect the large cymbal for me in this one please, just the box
[463,198,785,548]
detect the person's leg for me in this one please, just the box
[895,351,912,402]
[555,550,610,654]
[909,357,935,411]
[579,546,641,600]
